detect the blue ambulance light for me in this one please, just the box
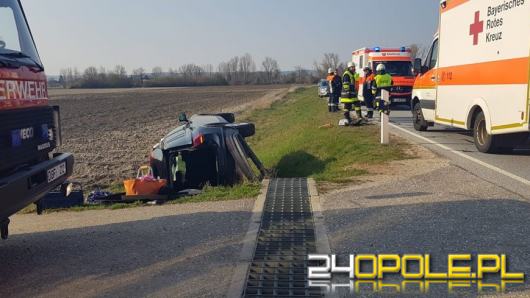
[373,47,381,52]
[40,124,49,140]
[401,47,407,52]
[11,130,22,147]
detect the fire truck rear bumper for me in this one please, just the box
[0,153,74,220]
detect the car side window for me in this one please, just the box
[427,39,439,70]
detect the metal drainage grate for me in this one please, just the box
[243,178,322,297]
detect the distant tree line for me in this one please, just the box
[49,46,429,89]
[51,53,318,89]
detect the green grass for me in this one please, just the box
[172,183,261,204]
[19,86,408,214]
[244,87,409,183]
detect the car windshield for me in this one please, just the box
[373,61,413,76]
[0,0,41,65]
[319,81,328,87]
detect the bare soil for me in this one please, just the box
[49,85,293,190]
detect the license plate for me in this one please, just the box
[47,162,67,183]
[393,98,407,103]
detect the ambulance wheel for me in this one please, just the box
[473,111,499,153]
[413,102,428,131]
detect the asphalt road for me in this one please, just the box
[320,138,530,297]
[388,107,530,200]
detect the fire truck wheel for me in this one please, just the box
[473,111,500,153]
[413,102,428,131]
[1,219,9,240]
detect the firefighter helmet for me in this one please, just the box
[376,64,386,72]
[347,62,356,68]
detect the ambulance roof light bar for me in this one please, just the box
[373,47,381,52]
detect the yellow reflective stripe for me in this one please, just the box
[491,123,526,131]
[435,116,465,126]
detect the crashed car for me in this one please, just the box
[150,113,266,192]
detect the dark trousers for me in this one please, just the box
[329,94,339,112]
[343,101,362,122]
[364,94,375,118]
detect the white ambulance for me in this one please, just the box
[353,47,415,106]
[412,0,530,153]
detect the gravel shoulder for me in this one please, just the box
[320,144,530,297]
[1,199,255,298]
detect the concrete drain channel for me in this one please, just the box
[243,178,322,297]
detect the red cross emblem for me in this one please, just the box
[469,11,484,46]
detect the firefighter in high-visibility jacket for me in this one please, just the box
[372,63,393,114]
[340,62,362,125]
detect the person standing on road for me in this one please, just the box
[330,69,342,112]
[340,62,362,125]
[372,63,393,114]
[362,67,375,119]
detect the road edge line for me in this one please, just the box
[308,178,331,255]
[390,123,530,187]
[226,179,270,298]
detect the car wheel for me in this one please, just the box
[473,111,500,153]
[225,123,255,138]
[413,102,428,131]
[225,134,257,182]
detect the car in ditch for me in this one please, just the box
[149,113,266,193]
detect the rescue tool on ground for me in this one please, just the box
[412,0,530,153]
[0,0,74,239]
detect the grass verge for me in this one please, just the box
[245,87,409,183]
[19,86,408,214]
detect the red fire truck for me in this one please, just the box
[0,0,74,239]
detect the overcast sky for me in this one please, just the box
[21,0,440,75]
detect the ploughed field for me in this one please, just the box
[49,86,289,190]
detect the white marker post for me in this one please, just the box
[381,90,390,145]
